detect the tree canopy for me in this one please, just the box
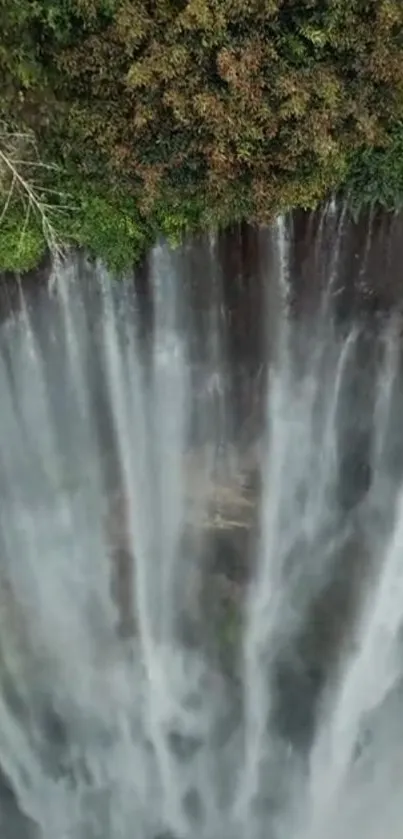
[1,0,403,271]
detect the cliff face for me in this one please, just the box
[105,443,259,646]
[1,205,403,740]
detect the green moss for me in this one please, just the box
[0,174,153,274]
[216,594,243,672]
[59,186,151,274]
[0,212,46,273]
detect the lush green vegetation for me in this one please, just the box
[1,0,403,272]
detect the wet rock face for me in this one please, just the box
[104,446,260,647]
[110,546,136,639]
[334,326,378,513]
[203,524,251,587]
[102,423,376,752]
[337,437,373,512]
[1,207,402,812]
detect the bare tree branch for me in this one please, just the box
[0,126,72,262]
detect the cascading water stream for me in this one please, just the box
[0,216,402,839]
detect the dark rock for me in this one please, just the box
[182,787,204,823]
[167,731,203,762]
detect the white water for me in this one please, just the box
[0,226,402,839]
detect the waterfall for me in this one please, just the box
[0,214,402,839]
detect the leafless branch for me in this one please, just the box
[0,126,71,261]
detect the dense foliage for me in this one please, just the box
[1,0,403,271]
